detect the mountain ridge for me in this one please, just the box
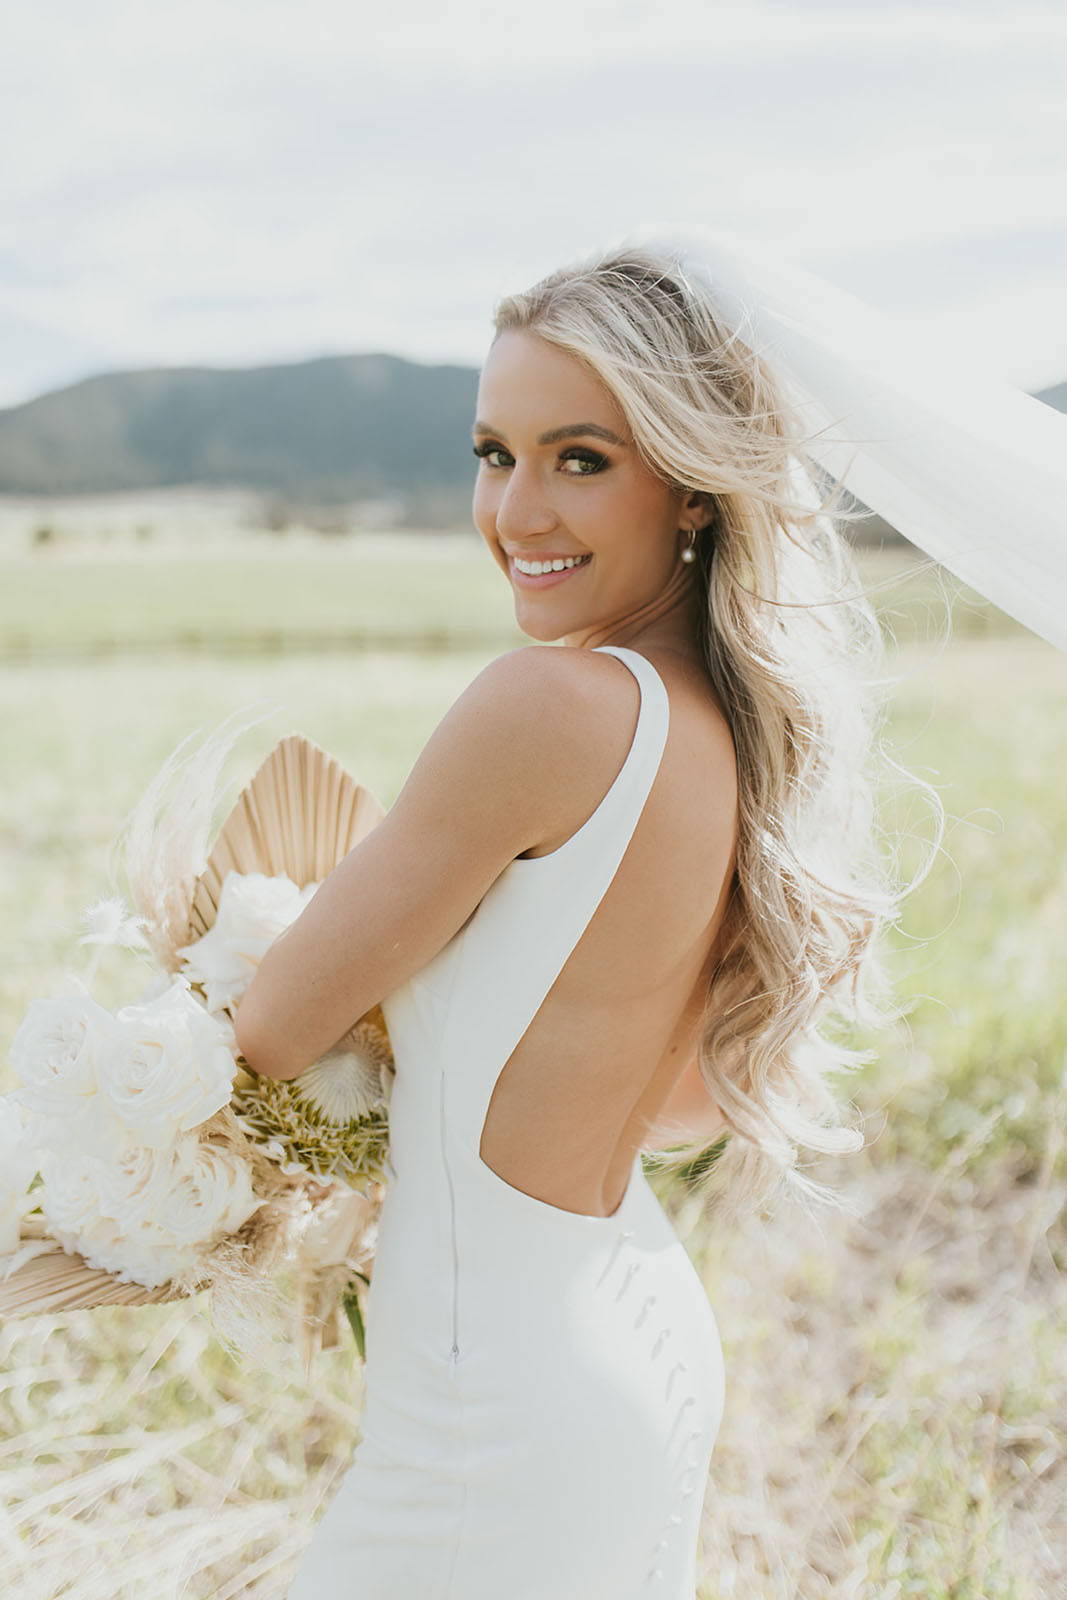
[0,351,479,520]
[1,352,1062,528]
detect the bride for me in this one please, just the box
[233,226,1067,1598]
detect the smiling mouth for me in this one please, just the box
[508,552,593,589]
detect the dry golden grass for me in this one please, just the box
[1,545,1064,1597]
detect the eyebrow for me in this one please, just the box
[471,420,628,448]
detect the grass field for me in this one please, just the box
[1,537,1064,1598]
[0,531,1037,659]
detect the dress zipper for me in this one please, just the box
[439,1071,460,1362]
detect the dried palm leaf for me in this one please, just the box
[186,730,386,941]
[2,724,391,1332]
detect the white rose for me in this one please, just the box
[101,976,238,1147]
[175,870,320,1015]
[38,1147,160,1282]
[98,1136,259,1245]
[156,1138,261,1244]
[9,992,126,1155]
[93,1142,173,1227]
[76,1216,202,1291]
[37,1149,111,1247]
[39,1137,260,1290]
[0,1097,39,1255]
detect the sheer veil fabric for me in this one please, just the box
[620,222,1067,655]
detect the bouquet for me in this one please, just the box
[0,707,396,1369]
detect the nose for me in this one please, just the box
[491,460,559,544]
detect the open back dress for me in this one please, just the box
[288,644,727,1599]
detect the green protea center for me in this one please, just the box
[231,1021,394,1184]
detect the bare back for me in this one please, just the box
[478,645,739,1218]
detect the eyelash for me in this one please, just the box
[471,441,609,477]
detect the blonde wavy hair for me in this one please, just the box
[490,243,945,1228]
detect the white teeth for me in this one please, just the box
[513,553,590,576]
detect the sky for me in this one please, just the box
[1,0,1065,411]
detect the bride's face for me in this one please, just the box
[472,329,688,642]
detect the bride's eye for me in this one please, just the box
[559,448,608,476]
[472,442,609,476]
[472,442,510,469]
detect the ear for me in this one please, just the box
[682,491,716,532]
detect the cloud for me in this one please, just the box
[1,0,1064,406]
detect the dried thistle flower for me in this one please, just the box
[231,1021,393,1186]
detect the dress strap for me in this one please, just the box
[442,645,671,1134]
[502,646,670,879]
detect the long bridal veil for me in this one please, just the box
[621,222,1067,655]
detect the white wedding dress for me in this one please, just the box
[288,645,726,1599]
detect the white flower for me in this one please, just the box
[293,1027,391,1123]
[78,1217,200,1291]
[92,1142,172,1228]
[37,1149,110,1246]
[77,896,150,951]
[77,1216,195,1292]
[57,1183,202,1289]
[95,1136,257,1243]
[175,870,320,1015]
[149,1138,260,1244]
[101,975,238,1147]
[8,991,126,1151]
[0,1097,39,1255]
[130,973,174,1005]
[38,1137,261,1291]
[211,1009,238,1055]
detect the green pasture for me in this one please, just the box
[0,535,1034,658]
[0,538,1064,1598]
[0,533,524,657]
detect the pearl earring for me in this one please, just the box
[680,527,697,564]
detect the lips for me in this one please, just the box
[507,552,593,590]
[506,551,590,564]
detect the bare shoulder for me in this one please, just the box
[459,643,640,739]
[467,640,734,793]
[482,643,649,734]
[412,643,733,864]
[460,644,665,854]
[468,641,623,698]
[385,645,627,868]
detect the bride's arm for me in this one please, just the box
[642,1053,728,1151]
[232,644,638,1083]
